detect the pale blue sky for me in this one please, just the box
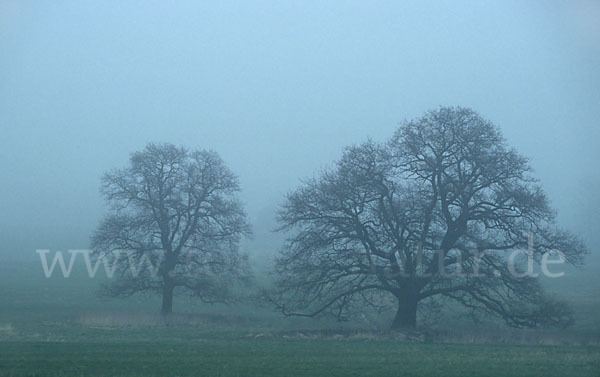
[1,0,598,257]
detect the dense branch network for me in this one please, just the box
[92,143,251,314]
[271,107,586,329]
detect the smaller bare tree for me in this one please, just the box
[92,143,251,315]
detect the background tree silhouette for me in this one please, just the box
[92,143,251,315]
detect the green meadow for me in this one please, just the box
[1,259,599,376]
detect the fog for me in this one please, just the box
[2,3,600,376]
[1,0,599,260]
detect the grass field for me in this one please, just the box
[1,259,599,376]
[2,339,599,377]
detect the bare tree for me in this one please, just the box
[271,107,586,330]
[92,143,251,315]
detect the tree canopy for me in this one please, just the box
[271,107,586,330]
[92,143,251,314]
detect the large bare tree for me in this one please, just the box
[272,107,586,330]
[92,143,251,314]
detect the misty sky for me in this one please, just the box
[1,1,599,258]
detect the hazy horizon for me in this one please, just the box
[1,1,598,260]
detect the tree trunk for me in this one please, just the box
[161,282,174,315]
[391,295,418,330]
